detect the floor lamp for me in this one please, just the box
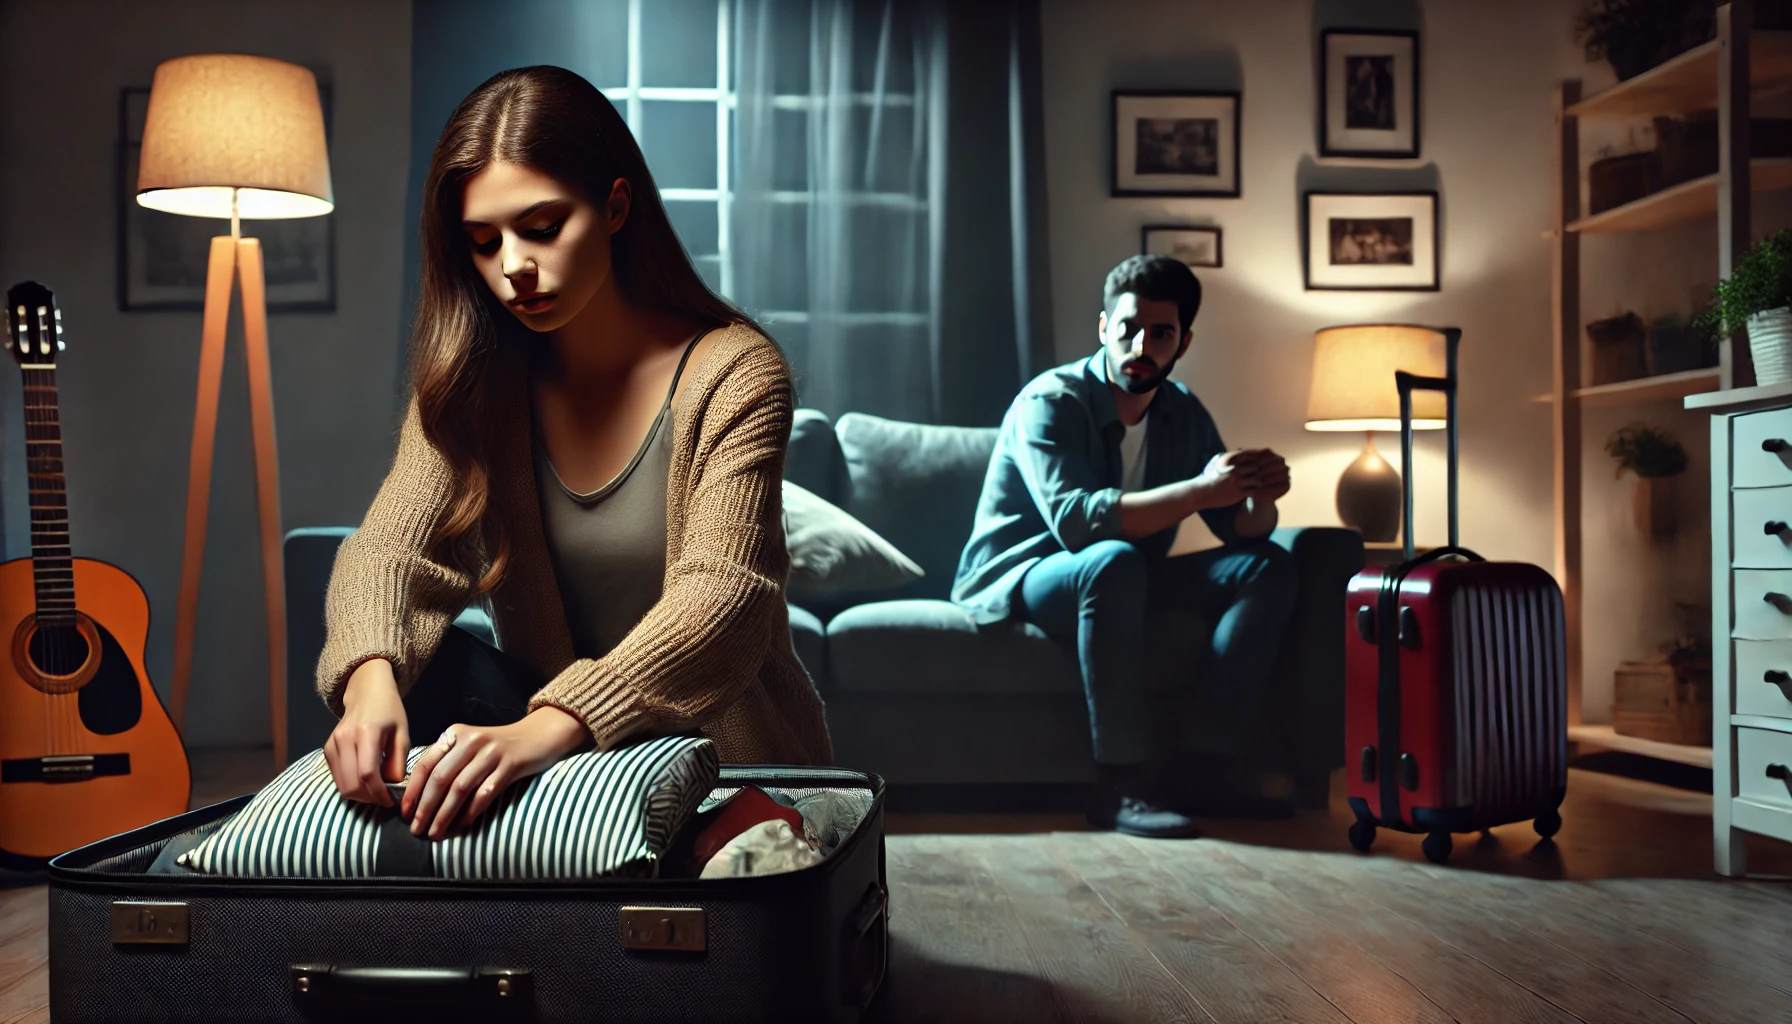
[135,54,334,767]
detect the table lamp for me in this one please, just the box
[137,54,333,766]
[1304,324,1446,542]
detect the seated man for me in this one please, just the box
[952,255,1297,839]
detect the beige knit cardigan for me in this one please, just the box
[316,323,834,766]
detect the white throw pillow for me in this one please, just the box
[783,479,924,597]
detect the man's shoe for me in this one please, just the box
[1113,794,1204,839]
[1088,761,1204,839]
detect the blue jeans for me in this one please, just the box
[1018,539,1298,766]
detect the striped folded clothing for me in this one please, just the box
[177,735,718,879]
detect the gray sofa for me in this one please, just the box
[285,408,1364,809]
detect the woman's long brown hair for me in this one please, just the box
[411,65,758,595]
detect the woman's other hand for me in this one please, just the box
[324,658,409,807]
[402,707,589,839]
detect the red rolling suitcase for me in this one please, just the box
[1343,328,1568,864]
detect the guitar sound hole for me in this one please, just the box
[30,624,91,677]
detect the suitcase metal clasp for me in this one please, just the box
[109,901,189,945]
[620,906,706,952]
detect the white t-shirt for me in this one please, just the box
[1119,416,1149,492]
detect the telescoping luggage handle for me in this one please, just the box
[1373,327,1481,831]
[1394,326,1479,566]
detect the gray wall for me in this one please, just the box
[0,0,413,745]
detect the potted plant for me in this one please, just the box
[1575,0,1710,81]
[1606,421,1688,539]
[1693,228,1792,385]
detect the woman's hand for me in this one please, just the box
[402,706,589,839]
[324,658,409,807]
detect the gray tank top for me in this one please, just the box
[534,334,702,661]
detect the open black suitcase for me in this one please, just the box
[47,765,887,1024]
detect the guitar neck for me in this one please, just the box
[21,365,74,626]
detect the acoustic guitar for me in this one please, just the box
[0,281,189,868]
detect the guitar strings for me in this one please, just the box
[23,362,77,758]
[26,364,53,758]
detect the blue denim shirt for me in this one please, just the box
[951,351,1240,626]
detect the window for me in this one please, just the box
[577,0,730,295]
[584,0,929,341]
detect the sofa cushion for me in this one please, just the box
[835,413,999,601]
[786,408,848,505]
[783,480,923,601]
[787,602,827,684]
[825,599,1080,696]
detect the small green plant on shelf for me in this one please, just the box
[1692,228,1792,339]
[1605,422,1688,478]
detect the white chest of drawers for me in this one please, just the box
[1690,383,1792,876]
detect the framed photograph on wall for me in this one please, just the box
[1112,91,1241,197]
[1142,225,1223,268]
[116,85,337,312]
[1320,29,1419,159]
[1304,191,1438,291]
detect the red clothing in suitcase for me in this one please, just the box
[1341,329,1568,864]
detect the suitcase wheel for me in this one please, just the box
[1534,808,1562,840]
[1422,831,1452,864]
[1347,817,1376,853]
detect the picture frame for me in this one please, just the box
[1303,191,1438,291]
[116,84,337,312]
[1319,29,1420,160]
[1142,225,1223,269]
[1112,91,1241,198]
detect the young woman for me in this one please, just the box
[318,66,832,840]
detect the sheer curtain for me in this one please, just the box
[728,0,1052,426]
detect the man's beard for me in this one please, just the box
[1110,352,1178,395]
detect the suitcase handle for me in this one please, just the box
[1395,326,1461,563]
[1376,328,1464,833]
[290,964,531,1011]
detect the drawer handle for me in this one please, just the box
[1767,670,1792,701]
[1769,521,1791,537]
[1766,592,1792,613]
[1771,764,1792,801]
[1767,438,1791,453]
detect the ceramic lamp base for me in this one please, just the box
[1337,433,1401,543]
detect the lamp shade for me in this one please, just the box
[136,54,333,220]
[1305,324,1447,432]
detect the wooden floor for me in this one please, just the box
[4,750,1791,1023]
